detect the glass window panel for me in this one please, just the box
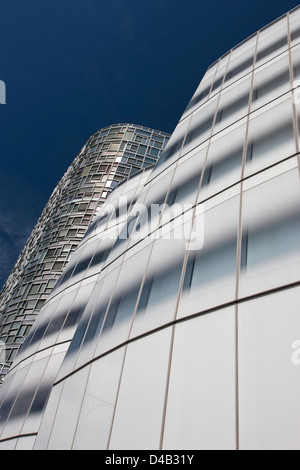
[22,352,66,436]
[29,285,40,295]
[52,246,86,293]
[153,120,189,172]
[0,371,18,419]
[202,61,218,83]
[214,76,251,133]
[289,7,300,47]
[0,369,27,437]
[224,36,257,87]
[109,329,172,450]
[132,168,175,239]
[292,45,300,80]
[57,282,95,344]
[19,299,61,358]
[163,308,236,450]
[251,53,290,111]
[297,89,300,148]
[73,348,125,450]
[239,167,300,298]
[210,54,230,96]
[57,285,97,380]
[95,246,152,357]
[199,123,245,202]
[244,97,295,177]
[40,289,78,351]
[74,267,121,370]
[178,195,239,319]
[58,280,104,379]
[183,77,213,115]
[1,358,48,440]
[69,238,101,282]
[15,435,36,450]
[256,18,288,65]
[130,238,185,338]
[238,287,300,450]
[0,439,17,450]
[183,99,218,156]
[46,367,90,450]
[164,147,206,215]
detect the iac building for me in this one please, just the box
[0,6,300,450]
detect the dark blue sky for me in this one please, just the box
[0,0,299,288]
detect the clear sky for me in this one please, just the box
[0,0,299,288]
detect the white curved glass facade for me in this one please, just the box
[0,6,300,450]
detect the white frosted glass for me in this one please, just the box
[178,195,239,319]
[210,55,230,97]
[1,358,48,440]
[182,98,218,156]
[238,288,300,450]
[291,45,300,81]
[201,62,218,83]
[104,198,146,264]
[239,168,300,298]
[0,366,28,437]
[39,288,78,351]
[73,348,125,450]
[129,168,175,241]
[109,329,172,450]
[289,7,300,47]
[53,248,84,295]
[244,97,295,177]
[149,120,190,178]
[21,352,66,436]
[15,435,36,450]
[0,373,14,411]
[56,282,95,344]
[53,278,103,383]
[129,238,185,338]
[163,308,236,450]
[0,439,17,450]
[17,298,61,362]
[224,39,256,88]
[251,53,290,111]
[33,383,63,450]
[47,367,90,450]
[182,75,213,117]
[164,147,206,214]
[76,268,122,367]
[256,17,288,66]
[229,34,257,63]
[95,246,152,357]
[213,76,251,134]
[68,237,101,285]
[296,74,300,148]
[198,123,245,202]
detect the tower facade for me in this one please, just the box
[0,124,170,383]
[0,6,300,450]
